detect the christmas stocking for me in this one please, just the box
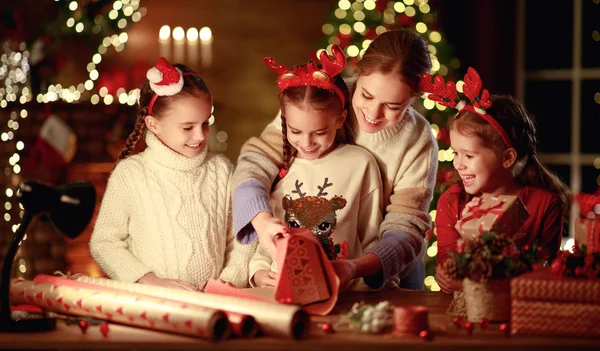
[21,115,77,185]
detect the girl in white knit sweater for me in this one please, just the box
[90,58,255,291]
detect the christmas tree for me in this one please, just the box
[320,0,461,291]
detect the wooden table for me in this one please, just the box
[1,289,598,350]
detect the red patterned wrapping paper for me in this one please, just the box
[511,299,600,337]
[72,274,309,339]
[575,218,600,254]
[455,193,530,238]
[510,268,600,304]
[10,277,229,340]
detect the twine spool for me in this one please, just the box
[462,279,510,322]
[392,305,429,336]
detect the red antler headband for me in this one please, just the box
[146,57,199,115]
[264,45,347,107]
[419,67,514,149]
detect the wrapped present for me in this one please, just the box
[10,276,229,340]
[511,299,600,337]
[574,193,600,253]
[510,268,600,337]
[511,267,600,304]
[455,193,529,238]
[575,219,600,254]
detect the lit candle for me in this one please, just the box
[199,27,213,69]
[172,26,185,64]
[186,27,199,67]
[158,25,171,60]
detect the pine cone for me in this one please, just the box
[444,259,461,280]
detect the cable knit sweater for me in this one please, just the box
[90,131,256,288]
[232,105,438,289]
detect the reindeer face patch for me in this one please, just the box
[283,195,346,239]
[281,178,349,260]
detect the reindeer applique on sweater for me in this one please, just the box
[282,177,349,260]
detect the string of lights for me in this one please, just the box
[1,0,146,277]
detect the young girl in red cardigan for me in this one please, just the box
[425,68,571,294]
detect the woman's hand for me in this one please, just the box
[137,272,200,291]
[435,265,463,294]
[330,259,357,291]
[252,269,277,287]
[252,211,289,258]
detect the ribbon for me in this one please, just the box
[459,200,506,231]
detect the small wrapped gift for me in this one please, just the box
[455,193,530,238]
[574,193,600,254]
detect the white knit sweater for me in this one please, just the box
[90,131,255,288]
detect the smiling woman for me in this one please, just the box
[231,28,439,291]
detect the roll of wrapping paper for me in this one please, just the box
[36,274,258,338]
[10,277,229,341]
[72,275,309,339]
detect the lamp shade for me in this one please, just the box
[18,181,96,238]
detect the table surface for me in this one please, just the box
[1,289,599,350]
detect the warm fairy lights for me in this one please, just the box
[1,1,146,277]
[2,0,148,107]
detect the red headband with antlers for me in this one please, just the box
[264,45,347,107]
[419,67,514,149]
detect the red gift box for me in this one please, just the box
[511,299,600,337]
[511,268,600,304]
[510,268,600,337]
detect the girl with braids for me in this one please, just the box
[234,29,437,290]
[249,46,384,289]
[431,69,571,294]
[90,58,255,290]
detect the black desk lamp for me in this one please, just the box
[0,180,96,332]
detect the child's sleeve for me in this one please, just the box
[248,243,274,287]
[357,155,384,252]
[434,186,461,267]
[537,193,564,260]
[219,165,258,288]
[231,112,285,244]
[89,164,152,283]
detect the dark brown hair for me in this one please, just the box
[355,28,432,95]
[447,95,571,215]
[279,72,352,171]
[117,64,211,161]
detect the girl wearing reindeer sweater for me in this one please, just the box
[249,46,384,290]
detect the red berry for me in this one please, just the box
[78,320,89,333]
[479,318,489,329]
[321,323,334,334]
[99,322,110,337]
[419,330,431,340]
[453,316,463,329]
[500,323,510,336]
[464,321,474,335]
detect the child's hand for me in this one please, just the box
[330,259,356,291]
[252,269,277,287]
[435,264,463,294]
[461,196,482,218]
[252,211,289,258]
[137,272,198,291]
